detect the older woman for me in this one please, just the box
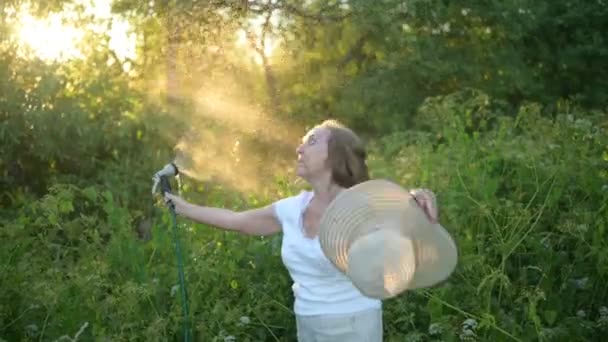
[163,120,438,341]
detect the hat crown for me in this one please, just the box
[346,230,416,298]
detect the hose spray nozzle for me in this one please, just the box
[152,162,180,195]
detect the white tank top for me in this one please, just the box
[273,191,382,316]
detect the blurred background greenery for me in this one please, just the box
[1,0,607,341]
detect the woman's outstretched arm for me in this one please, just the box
[164,193,282,236]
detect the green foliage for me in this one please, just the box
[368,90,608,341]
[2,0,608,340]
[0,182,298,341]
[278,0,608,133]
[3,86,607,340]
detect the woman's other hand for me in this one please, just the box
[409,188,438,224]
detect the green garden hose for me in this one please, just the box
[160,175,192,342]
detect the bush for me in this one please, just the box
[0,181,299,341]
[368,90,608,341]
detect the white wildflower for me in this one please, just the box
[239,316,250,325]
[459,328,476,341]
[224,335,236,342]
[461,8,470,16]
[429,322,443,335]
[463,318,478,330]
[441,22,451,33]
[460,318,478,341]
[573,277,588,289]
[170,284,179,297]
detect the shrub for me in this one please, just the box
[368,90,608,341]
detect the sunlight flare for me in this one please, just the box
[17,12,84,61]
[13,0,136,63]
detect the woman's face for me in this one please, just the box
[296,127,331,180]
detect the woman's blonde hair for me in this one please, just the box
[318,120,369,188]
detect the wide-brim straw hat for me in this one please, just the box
[318,179,458,299]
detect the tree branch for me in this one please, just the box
[245,7,280,113]
[338,35,367,69]
[247,0,350,21]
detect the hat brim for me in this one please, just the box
[318,179,458,299]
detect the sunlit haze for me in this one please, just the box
[10,0,297,195]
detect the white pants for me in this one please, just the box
[295,308,383,342]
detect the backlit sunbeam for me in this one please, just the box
[169,82,305,195]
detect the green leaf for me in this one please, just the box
[426,295,444,320]
[544,310,558,326]
[83,187,97,202]
[58,199,74,214]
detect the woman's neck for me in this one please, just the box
[309,174,343,205]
